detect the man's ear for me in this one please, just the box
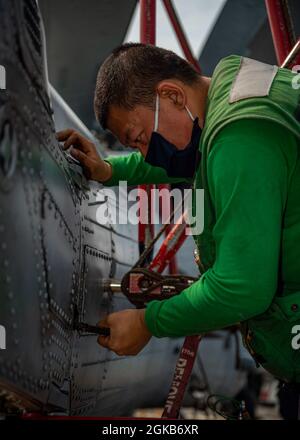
[157,81,186,109]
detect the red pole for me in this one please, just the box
[157,184,180,274]
[162,0,201,73]
[265,0,297,65]
[138,0,156,263]
[140,0,156,44]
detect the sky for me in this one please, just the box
[124,0,226,58]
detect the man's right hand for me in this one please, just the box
[56,129,112,182]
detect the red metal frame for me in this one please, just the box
[149,213,187,273]
[157,183,179,274]
[162,0,201,73]
[140,0,156,44]
[265,0,299,66]
[138,0,156,265]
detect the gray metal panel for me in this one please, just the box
[0,0,80,411]
[39,0,137,128]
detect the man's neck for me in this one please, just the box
[189,76,211,129]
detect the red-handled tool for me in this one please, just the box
[119,207,202,419]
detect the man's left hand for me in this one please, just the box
[97,309,152,356]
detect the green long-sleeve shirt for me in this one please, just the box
[104,118,300,338]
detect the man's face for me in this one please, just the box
[106,85,194,157]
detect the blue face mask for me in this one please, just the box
[145,94,202,178]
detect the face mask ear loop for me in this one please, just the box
[154,94,160,132]
[185,104,195,122]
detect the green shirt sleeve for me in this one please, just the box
[144,119,292,337]
[103,151,191,186]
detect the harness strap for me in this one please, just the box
[162,335,202,419]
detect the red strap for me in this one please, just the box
[162,335,202,419]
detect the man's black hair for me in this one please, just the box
[94,42,201,129]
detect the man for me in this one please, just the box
[57,43,300,417]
